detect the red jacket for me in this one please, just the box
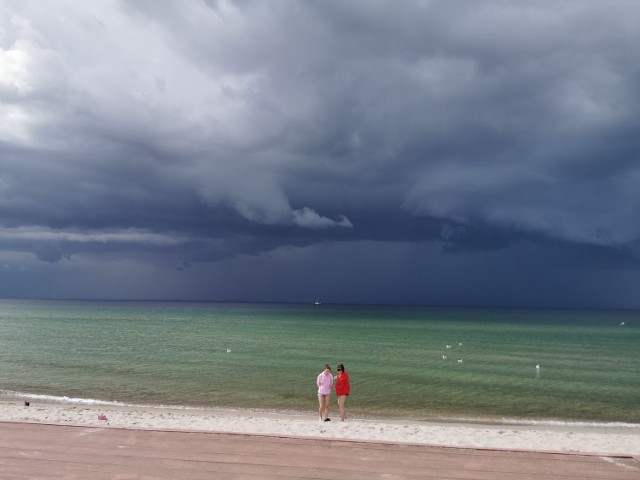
[335,371,350,396]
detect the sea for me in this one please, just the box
[1,299,638,427]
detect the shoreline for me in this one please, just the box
[1,400,638,456]
[3,391,638,429]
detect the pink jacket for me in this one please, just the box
[317,371,333,395]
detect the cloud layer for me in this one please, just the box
[2,1,640,306]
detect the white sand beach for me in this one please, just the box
[1,401,638,456]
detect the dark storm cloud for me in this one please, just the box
[2,1,640,305]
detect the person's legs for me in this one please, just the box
[323,395,330,420]
[318,395,325,421]
[338,395,347,421]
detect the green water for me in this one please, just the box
[0,300,638,424]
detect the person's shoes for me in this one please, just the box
[324,418,331,422]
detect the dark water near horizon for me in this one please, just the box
[1,299,638,425]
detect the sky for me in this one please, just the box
[2,0,640,309]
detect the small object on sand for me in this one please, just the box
[24,401,30,407]
[98,415,107,421]
[324,418,331,422]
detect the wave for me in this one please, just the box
[0,390,131,407]
[439,415,640,429]
[501,418,640,429]
[0,390,194,410]
[0,390,305,416]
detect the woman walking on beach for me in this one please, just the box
[317,364,333,422]
[334,363,350,422]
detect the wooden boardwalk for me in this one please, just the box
[0,422,638,479]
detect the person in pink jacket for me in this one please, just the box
[316,363,334,421]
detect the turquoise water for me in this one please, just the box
[0,299,638,424]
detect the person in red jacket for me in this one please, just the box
[334,363,350,422]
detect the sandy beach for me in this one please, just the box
[1,401,638,456]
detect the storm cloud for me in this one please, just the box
[2,1,640,307]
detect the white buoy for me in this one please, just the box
[457,359,463,364]
[458,342,463,346]
[445,345,452,349]
[226,348,232,353]
[536,364,540,370]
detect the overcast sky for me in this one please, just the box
[2,0,640,308]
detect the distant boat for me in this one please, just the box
[314,301,321,305]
